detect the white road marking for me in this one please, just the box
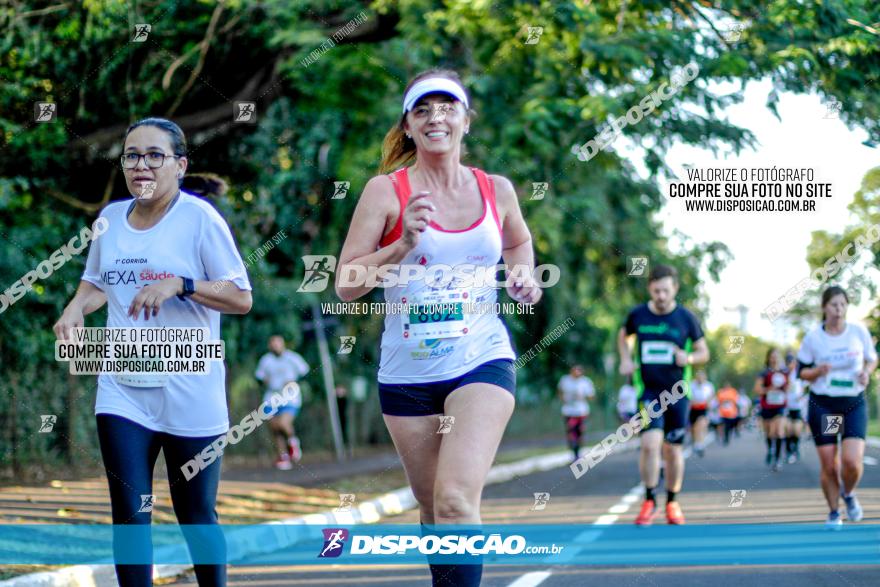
[506,571,553,587]
[863,455,878,466]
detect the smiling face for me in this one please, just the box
[122,125,187,203]
[403,92,469,156]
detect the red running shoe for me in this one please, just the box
[666,501,686,525]
[274,453,292,470]
[635,499,657,525]
[288,436,302,463]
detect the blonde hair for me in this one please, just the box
[378,68,476,174]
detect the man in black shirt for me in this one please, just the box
[618,265,709,525]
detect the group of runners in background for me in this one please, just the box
[51,68,876,587]
[560,275,877,529]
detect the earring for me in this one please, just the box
[406,133,411,139]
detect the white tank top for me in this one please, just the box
[377,166,516,383]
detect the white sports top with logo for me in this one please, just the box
[82,192,251,436]
[376,166,516,383]
[797,322,877,397]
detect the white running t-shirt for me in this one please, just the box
[558,375,596,417]
[82,192,251,436]
[690,381,715,406]
[256,350,309,407]
[617,384,638,415]
[797,322,877,397]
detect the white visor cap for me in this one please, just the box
[402,77,470,114]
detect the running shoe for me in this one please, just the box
[825,510,843,529]
[786,453,797,465]
[275,453,292,470]
[288,436,302,463]
[695,447,705,458]
[843,494,863,522]
[634,500,657,525]
[666,501,686,525]
[771,459,782,472]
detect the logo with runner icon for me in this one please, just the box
[39,415,57,433]
[318,528,349,558]
[335,494,356,513]
[530,182,548,200]
[337,336,356,354]
[531,492,550,511]
[823,414,843,435]
[728,489,747,508]
[628,256,648,277]
[437,415,455,434]
[298,255,337,292]
[137,494,155,513]
[727,335,744,354]
[332,182,350,200]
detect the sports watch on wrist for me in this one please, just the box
[177,277,195,301]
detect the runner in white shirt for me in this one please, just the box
[557,365,596,462]
[797,286,877,527]
[617,376,638,424]
[53,118,251,587]
[736,391,752,433]
[255,335,310,469]
[784,371,806,463]
[688,370,714,457]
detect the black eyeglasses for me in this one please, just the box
[120,151,180,169]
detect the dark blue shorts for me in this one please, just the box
[379,359,516,416]
[761,406,786,420]
[638,391,690,444]
[807,392,867,446]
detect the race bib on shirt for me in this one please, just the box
[766,390,786,406]
[640,340,676,365]
[402,289,470,340]
[828,369,857,391]
[114,355,170,388]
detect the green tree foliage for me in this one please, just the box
[800,167,880,333]
[2,0,878,467]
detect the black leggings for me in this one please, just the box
[96,414,227,587]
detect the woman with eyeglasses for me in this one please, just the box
[53,117,252,586]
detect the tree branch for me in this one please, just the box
[74,62,277,152]
[165,1,226,117]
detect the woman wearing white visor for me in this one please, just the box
[336,69,542,586]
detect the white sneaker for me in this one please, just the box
[825,510,843,529]
[843,494,863,522]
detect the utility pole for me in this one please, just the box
[305,302,345,461]
[724,304,749,332]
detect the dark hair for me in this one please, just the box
[124,117,227,198]
[648,264,679,284]
[820,285,849,321]
[764,347,778,368]
[379,68,476,174]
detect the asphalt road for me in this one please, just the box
[169,428,880,586]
